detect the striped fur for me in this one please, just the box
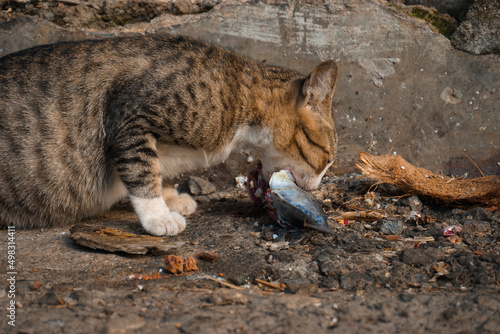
[0,34,338,235]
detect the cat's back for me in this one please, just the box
[0,34,258,228]
[0,34,246,82]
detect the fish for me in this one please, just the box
[247,166,332,233]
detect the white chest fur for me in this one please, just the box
[157,125,272,178]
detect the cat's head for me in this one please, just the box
[261,60,338,191]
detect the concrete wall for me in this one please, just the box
[1,0,499,176]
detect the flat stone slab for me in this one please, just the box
[70,224,185,254]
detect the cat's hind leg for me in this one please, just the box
[162,187,197,216]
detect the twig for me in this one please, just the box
[341,211,384,221]
[461,151,485,177]
[205,277,246,290]
[404,236,435,243]
[255,278,285,291]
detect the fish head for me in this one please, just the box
[260,150,334,191]
[268,170,295,188]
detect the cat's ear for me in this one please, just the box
[302,60,339,110]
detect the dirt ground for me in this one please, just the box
[1,1,499,333]
[2,169,499,334]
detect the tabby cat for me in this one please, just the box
[0,34,338,236]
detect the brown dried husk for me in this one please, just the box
[356,152,500,207]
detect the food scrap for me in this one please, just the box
[446,235,462,244]
[165,255,184,275]
[442,225,462,236]
[248,164,332,233]
[183,256,199,272]
[197,251,219,262]
[163,255,200,275]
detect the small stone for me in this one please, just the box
[39,291,63,306]
[261,230,274,241]
[407,195,423,212]
[399,249,433,267]
[283,277,313,294]
[319,259,339,277]
[295,283,319,295]
[451,0,500,55]
[415,225,424,232]
[320,277,340,290]
[188,176,216,196]
[482,319,500,332]
[174,0,201,14]
[235,175,247,188]
[197,251,218,262]
[61,296,78,306]
[380,219,404,235]
[30,281,43,291]
[440,87,463,104]
[105,315,146,334]
[210,288,248,305]
[340,272,373,290]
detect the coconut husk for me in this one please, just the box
[356,152,500,207]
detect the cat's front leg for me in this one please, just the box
[112,134,186,236]
[129,196,186,236]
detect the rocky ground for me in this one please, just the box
[1,0,499,332]
[2,170,499,333]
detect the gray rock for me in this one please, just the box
[188,176,217,195]
[172,0,220,14]
[451,0,500,55]
[283,277,316,294]
[0,16,107,58]
[294,283,319,295]
[388,0,473,20]
[340,272,373,290]
[399,248,433,267]
[70,224,185,255]
[39,291,62,306]
[408,195,423,212]
[0,0,499,177]
[380,219,404,235]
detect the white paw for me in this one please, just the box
[130,195,187,236]
[162,188,197,216]
[142,212,186,236]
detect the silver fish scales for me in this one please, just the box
[248,166,332,233]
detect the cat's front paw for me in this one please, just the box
[130,196,187,236]
[142,212,186,236]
